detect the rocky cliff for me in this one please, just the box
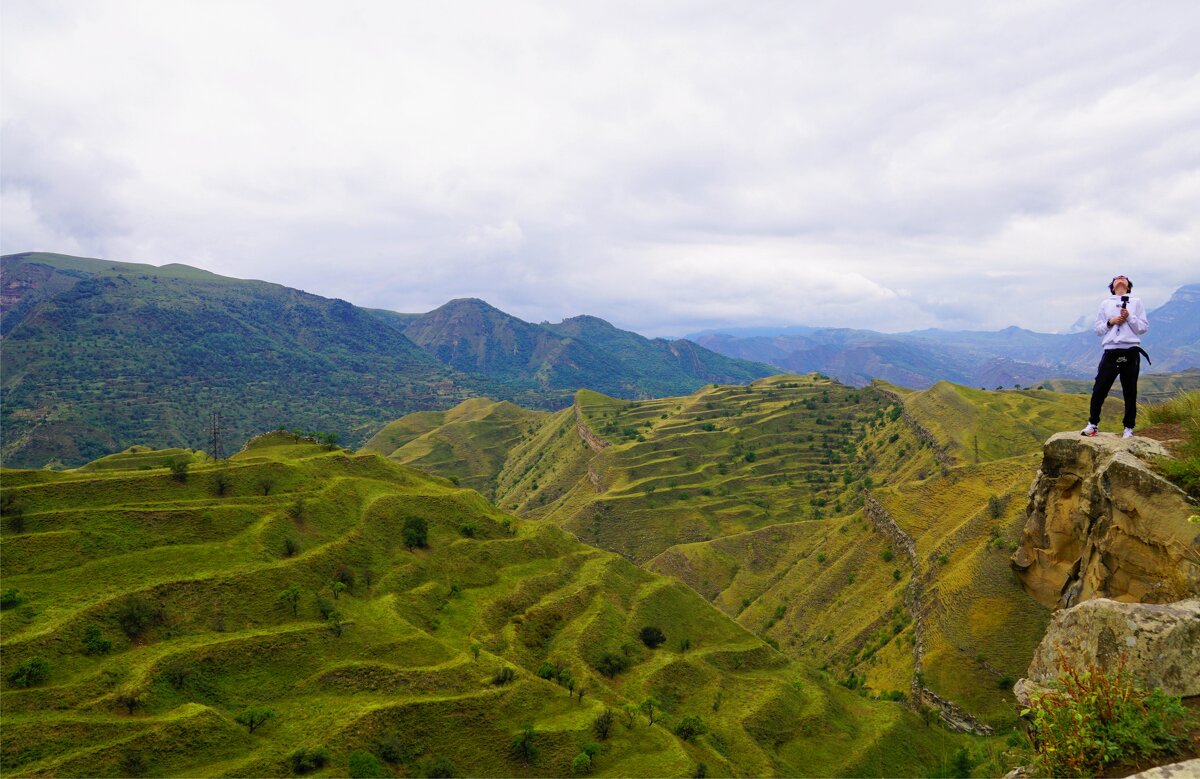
[1011,433,1200,609]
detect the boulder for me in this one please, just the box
[1022,598,1200,699]
[1012,432,1200,609]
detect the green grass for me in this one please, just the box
[1,433,963,777]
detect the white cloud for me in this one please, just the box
[2,0,1197,336]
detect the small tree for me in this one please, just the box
[622,702,638,727]
[278,584,302,616]
[235,706,276,734]
[403,516,429,549]
[329,580,347,600]
[987,494,1004,519]
[592,708,614,740]
[212,471,231,496]
[283,537,299,557]
[115,689,144,715]
[639,626,666,649]
[639,696,659,726]
[169,458,189,482]
[470,642,482,661]
[510,724,539,763]
[571,752,592,775]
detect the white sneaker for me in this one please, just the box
[1081,423,1099,437]
[1123,428,1134,439]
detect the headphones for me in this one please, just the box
[1109,276,1133,294]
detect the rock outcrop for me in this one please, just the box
[1011,432,1200,609]
[1015,598,1199,705]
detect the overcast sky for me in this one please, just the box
[2,1,1198,336]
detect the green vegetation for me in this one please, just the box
[1142,390,1200,498]
[0,433,966,776]
[1021,659,1195,778]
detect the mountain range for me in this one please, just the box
[687,283,1200,390]
[0,253,770,468]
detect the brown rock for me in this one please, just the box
[1012,432,1200,609]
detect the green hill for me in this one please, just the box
[0,437,969,777]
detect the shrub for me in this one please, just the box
[459,522,476,538]
[403,516,429,549]
[234,706,276,734]
[571,752,592,775]
[418,757,456,777]
[83,624,114,655]
[892,569,902,582]
[881,548,894,562]
[169,458,189,482]
[116,596,161,639]
[674,714,708,741]
[1,588,22,609]
[492,666,516,685]
[639,626,666,649]
[8,656,49,687]
[1021,657,1194,777]
[289,747,330,774]
[987,494,1004,519]
[596,651,629,678]
[162,657,195,689]
[212,471,231,496]
[283,536,299,557]
[348,750,387,778]
[592,708,614,740]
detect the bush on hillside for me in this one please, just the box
[1,588,23,609]
[510,724,539,763]
[596,651,629,678]
[1143,390,1200,499]
[592,708,614,739]
[639,626,666,648]
[168,458,189,482]
[1021,657,1194,778]
[116,596,162,639]
[289,746,330,774]
[348,750,387,778]
[674,714,708,741]
[82,624,113,655]
[418,756,456,777]
[571,752,592,775]
[8,656,50,687]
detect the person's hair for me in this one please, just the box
[1109,276,1133,294]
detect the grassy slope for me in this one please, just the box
[359,398,548,499]
[1039,368,1200,403]
[0,436,964,778]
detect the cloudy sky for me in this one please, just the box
[2,1,1198,336]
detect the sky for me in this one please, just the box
[2,1,1198,337]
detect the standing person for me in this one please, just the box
[1081,275,1150,438]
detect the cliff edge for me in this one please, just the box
[1011,432,1200,609]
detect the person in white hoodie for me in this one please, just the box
[1081,275,1150,438]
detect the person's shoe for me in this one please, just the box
[1081,423,1099,436]
[1123,428,1134,439]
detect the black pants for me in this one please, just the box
[1089,348,1140,428]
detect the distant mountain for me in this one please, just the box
[689,284,1199,389]
[0,252,771,468]
[398,298,774,398]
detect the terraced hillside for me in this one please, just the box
[0,435,972,778]
[496,376,896,563]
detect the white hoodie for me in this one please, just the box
[1092,295,1149,349]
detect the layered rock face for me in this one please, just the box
[1012,433,1200,609]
